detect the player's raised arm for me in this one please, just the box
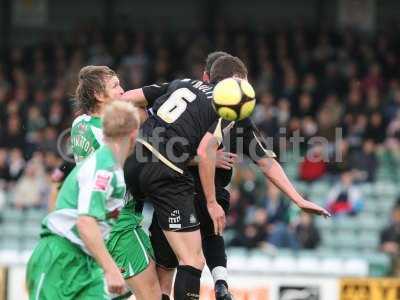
[121,82,170,108]
[121,88,147,107]
[240,121,330,217]
[257,157,331,217]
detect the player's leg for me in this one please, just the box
[157,266,175,298]
[75,265,109,300]
[125,260,160,300]
[149,213,178,299]
[135,150,204,299]
[203,235,230,299]
[162,229,205,300]
[196,189,233,299]
[26,239,54,300]
[149,169,204,300]
[107,226,161,300]
[150,221,204,300]
[27,235,106,300]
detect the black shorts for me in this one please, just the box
[124,144,200,231]
[149,188,230,269]
[195,187,230,237]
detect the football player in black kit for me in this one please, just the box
[122,56,250,300]
[123,54,330,300]
[135,52,331,300]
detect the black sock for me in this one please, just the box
[162,294,170,300]
[174,265,202,300]
[215,279,228,289]
[202,235,227,270]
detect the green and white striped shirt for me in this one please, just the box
[42,145,125,254]
[71,114,103,163]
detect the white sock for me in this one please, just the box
[211,266,228,284]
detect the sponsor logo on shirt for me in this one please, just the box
[94,171,111,192]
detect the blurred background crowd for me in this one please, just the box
[1,20,400,273]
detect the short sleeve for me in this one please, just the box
[207,118,235,145]
[77,169,114,220]
[242,122,276,162]
[142,82,170,106]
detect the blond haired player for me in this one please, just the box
[26,101,140,300]
[48,66,125,211]
[61,66,161,299]
[70,66,161,299]
[71,65,125,162]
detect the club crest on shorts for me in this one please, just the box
[190,214,197,224]
[168,210,181,229]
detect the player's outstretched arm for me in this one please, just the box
[120,88,148,108]
[197,132,227,235]
[257,157,331,217]
[76,216,125,294]
[122,82,171,108]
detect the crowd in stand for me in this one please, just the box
[1,23,400,252]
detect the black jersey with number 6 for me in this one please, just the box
[141,78,224,165]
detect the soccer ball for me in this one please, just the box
[212,78,256,121]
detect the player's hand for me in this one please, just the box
[207,201,226,235]
[298,199,331,218]
[216,149,238,170]
[105,267,125,295]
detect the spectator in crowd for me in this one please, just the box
[380,203,400,275]
[230,208,269,249]
[365,111,386,144]
[380,203,400,256]
[386,114,400,162]
[263,181,289,224]
[0,148,7,210]
[294,212,321,249]
[12,155,50,209]
[0,148,9,182]
[326,171,363,216]
[267,222,299,250]
[327,140,351,179]
[235,164,265,206]
[41,127,59,153]
[0,186,5,210]
[349,139,378,182]
[7,148,25,183]
[226,186,247,234]
[299,144,327,182]
[4,115,25,149]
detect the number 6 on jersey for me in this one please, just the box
[157,88,197,123]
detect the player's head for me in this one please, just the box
[209,55,248,84]
[75,65,124,114]
[203,51,232,83]
[103,101,140,153]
